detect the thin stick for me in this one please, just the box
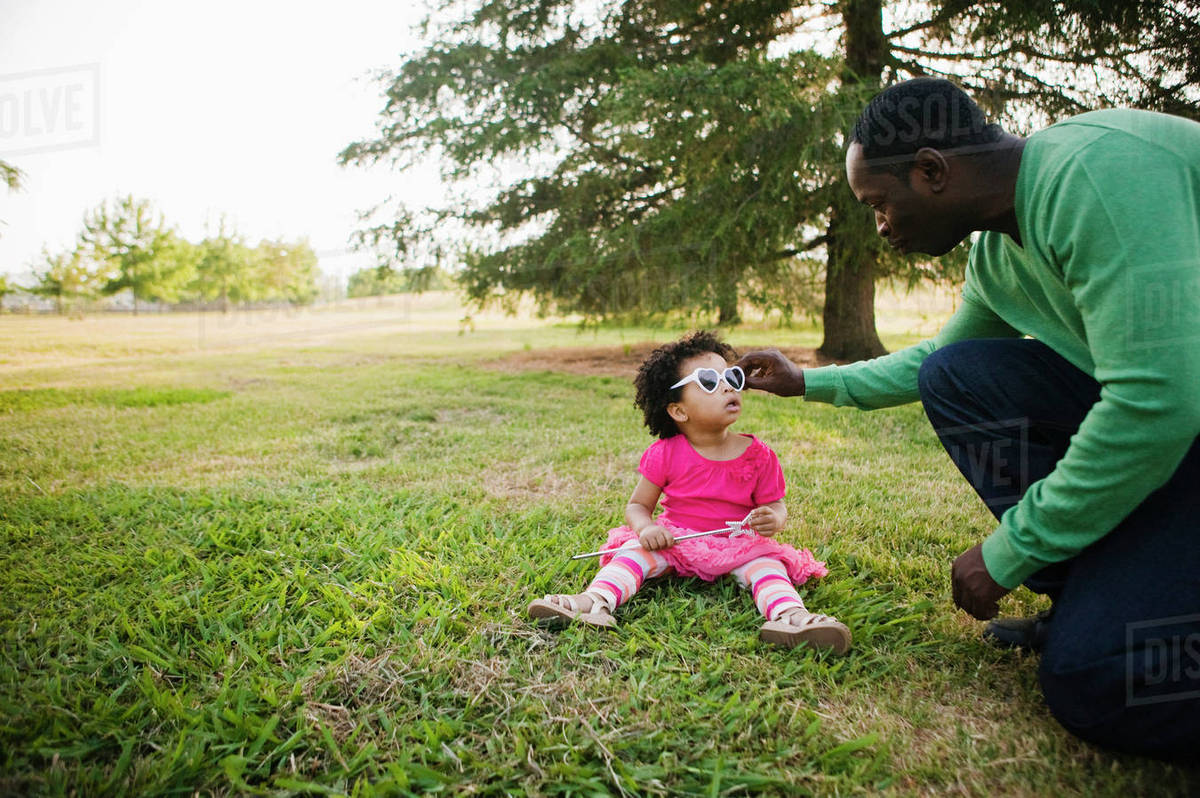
[568,525,739,564]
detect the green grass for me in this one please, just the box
[0,386,231,413]
[1,295,1196,795]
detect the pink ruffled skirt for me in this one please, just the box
[597,522,828,585]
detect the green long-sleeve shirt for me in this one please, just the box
[804,109,1200,588]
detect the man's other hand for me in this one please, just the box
[951,543,1010,620]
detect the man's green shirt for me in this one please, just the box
[804,109,1200,588]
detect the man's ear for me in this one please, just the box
[912,147,949,193]
[667,403,688,424]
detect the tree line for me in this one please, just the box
[342,0,1198,360]
[345,264,456,298]
[1,195,319,314]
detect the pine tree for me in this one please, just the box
[344,0,1197,358]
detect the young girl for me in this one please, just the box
[528,331,851,652]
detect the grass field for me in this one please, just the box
[1,291,1195,795]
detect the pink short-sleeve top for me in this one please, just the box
[638,433,786,533]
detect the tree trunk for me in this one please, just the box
[716,266,740,325]
[819,0,888,361]
[842,0,886,81]
[717,289,740,325]
[819,190,887,360]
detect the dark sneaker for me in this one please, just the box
[983,608,1053,652]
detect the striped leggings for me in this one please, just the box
[586,542,806,621]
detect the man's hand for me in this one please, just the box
[951,543,1010,620]
[638,524,676,551]
[735,349,805,396]
[746,505,785,536]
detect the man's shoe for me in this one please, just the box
[983,608,1053,652]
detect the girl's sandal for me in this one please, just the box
[527,592,617,629]
[760,611,851,653]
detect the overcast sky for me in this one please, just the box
[0,0,444,281]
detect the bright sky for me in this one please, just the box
[0,0,442,283]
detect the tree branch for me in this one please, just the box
[769,234,828,261]
[559,115,638,167]
[889,42,1016,62]
[627,182,686,206]
[886,15,952,40]
[890,39,1160,68]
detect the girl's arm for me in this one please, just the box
[748,500,788,536]
[625,477,674,550]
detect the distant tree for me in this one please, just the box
[346,264,456,298]
[145,232,202,303]
[29,247,99,314]
[0,274,15,309]
[80,196,181,315]
[191,222,257,312]
[347,266,400,298]
[31,199,325,313]
[253,238,319,304]
[403,264,456,292]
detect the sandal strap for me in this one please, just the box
[543,593,579,613]
[775,608,841,627]
[772,605,809,623]
[582,590,614,613]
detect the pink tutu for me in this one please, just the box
[597,521,828,585]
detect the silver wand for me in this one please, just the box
[570,512,754,560]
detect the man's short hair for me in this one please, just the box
[851,77,1004,176]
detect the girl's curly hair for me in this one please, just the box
[634,330,738,439]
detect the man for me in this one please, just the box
[738,77,1200,758]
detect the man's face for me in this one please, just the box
[845,142,963,257]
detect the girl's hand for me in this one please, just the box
[638,524,676,551]
[747,505,785,536]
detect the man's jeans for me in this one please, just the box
[917,338,1200,759]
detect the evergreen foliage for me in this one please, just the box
[345,0,1196,357]
[1,159,22,242]
[906,0,1199,121]
[0,159,19,191]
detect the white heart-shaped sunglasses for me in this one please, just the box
[670,365,746,393]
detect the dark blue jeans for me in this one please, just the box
[918,339,1200,760]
